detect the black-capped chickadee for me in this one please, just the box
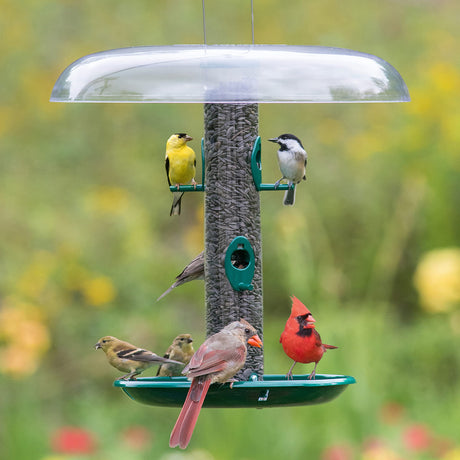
[268,134,307,206]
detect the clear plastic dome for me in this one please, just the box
[50,45,409,103]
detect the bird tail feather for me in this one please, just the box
[156,283,176,301]
[283,187,296,206]
[169,379,211,449]
[170,192,184,216]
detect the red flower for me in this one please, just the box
[322,443,353,460]
[403,424,432,452]
[51,426,97,455]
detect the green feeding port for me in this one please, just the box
[225,236,255,291]
[251,136,295,192]
[115,374,356,408]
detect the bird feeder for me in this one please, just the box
[51,44,409,407]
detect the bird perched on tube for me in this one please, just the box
[169,319,263,449]
[280,296,337,379]
[157,251,204,301]
[95,336,183,380]
[268,133,307,206]
[165,133,197,216]
[157,334,195,377]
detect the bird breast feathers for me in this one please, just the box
[277,150,306,181]
[167,146,196,184]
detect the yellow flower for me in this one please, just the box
[86,186,130,214]
[428,62,460,94]
[362,445,401,460]
[19,320,50,352]
[443,448,460,460]
[82,276,117,307]
[0,301,45,340]
[0,345,40,378]
[0,299,51,378]
[413,248,460,313]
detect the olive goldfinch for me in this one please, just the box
[165,133,197,216]
[157,251,204,301]
[268,134,307,206]
[157,334,195,377]
[95,336,182,380]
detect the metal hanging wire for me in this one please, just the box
[202,0,207,45]
[251,0,255,44]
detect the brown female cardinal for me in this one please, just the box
[280,296,337,379]
[169,319,263,449]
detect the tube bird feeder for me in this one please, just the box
[51,44,409,406]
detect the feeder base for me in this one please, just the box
[114,374,356,408]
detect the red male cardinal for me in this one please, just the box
[280,296,337,379]
[169,319,263,449]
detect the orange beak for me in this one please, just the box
[307,315,316,324]
[247,334,263,348]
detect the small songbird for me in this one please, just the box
[268,134,307,206]
[280,296,337,380]
[169,319,263,449]
[157,251,205,301]
[165,133,197,216]
[95,336,183,380]
[157,334,195,377]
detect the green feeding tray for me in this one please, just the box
[115,374,356,408]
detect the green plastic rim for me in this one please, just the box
[114,374,356,408]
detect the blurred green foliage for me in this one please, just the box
[1,0,459,459]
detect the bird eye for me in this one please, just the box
[102,339,107,343]
[245,328,250,334]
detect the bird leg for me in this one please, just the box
[174,184,181,190]
[286,361,297,380]
[274,178,283,189]
[308,362,318,380]
[191,178,197,190]
[226,378,238,389]
[120,371,140,380]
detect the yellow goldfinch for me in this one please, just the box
[157,251,204,301]
[157,334,195,377]
[165,133,196,216]
[95,336,182,380]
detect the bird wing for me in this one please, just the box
[186,345,246,379]
[118,347,179,364]
[313,329,323,348]
[157,252,204,301]
[176,251,205,282]
[165,156,172,186]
